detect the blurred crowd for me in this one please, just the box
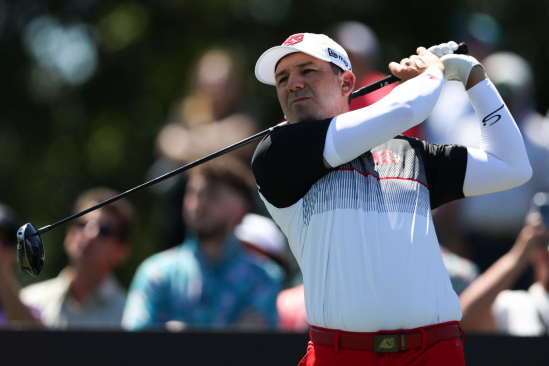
[2,16,549,337]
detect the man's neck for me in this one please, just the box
[197,233,230,264]
[68,267,108,304]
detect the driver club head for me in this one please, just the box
[17,223,45,277]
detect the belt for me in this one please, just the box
[310,323,461,353]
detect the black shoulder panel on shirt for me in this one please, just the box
[252,119,333,208]
[396,135,468,210]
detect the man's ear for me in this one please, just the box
[340,71,355,97]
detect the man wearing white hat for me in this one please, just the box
[252,33,532,365]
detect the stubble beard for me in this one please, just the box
[286,98,324,124]
[191,220,231,244]
[286,91,343,124]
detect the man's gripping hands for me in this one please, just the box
[429,41,532,195]
[429,41,486,89]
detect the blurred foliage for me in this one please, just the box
[0,0,548,287]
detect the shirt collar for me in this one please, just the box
[94,275,122,304]
[185,233,240,268]
[57,267,122,305]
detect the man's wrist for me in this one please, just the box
[424,66,444,80]
[466,65,488,90]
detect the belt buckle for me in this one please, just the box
[374,334,399,353]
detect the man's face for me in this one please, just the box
[275,52,350,124]
[64,208,129,272]
[0,238,15,271]
[183,175,248,240]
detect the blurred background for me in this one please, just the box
[0,0,548,298]
[0,1,549,365]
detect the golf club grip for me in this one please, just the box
[350,42,468,100]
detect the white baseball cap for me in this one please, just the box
[255,33,352,86]
[235,213,287,257]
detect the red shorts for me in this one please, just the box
[298,322,465,366]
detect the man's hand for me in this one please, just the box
[428,41,487,90]
[511,213,549,267]
[389,47,445,83]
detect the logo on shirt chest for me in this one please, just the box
[372,150,399,165]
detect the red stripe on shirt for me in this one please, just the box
[336,168,428,189]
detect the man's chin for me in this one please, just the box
[193,227,226,241]
[290,113,323,124]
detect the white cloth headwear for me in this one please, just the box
[255,33,352,86]
[235,213,287,257]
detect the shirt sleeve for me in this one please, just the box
[252,118,333,208]
[239,262,282,327]
[323,67,445,167]
[410,138,468,209]
[462,79,532,196]
[122,259,169,330]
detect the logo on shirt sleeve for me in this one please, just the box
[482,104,504,126]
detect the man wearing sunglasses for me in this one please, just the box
[20,188,134,329]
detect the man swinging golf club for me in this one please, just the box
[252,33,531,365]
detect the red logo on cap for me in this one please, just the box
[283,34,304,46]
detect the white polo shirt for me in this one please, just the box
[252,118,467,332]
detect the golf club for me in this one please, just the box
[17,42,468,277]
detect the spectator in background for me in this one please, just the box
[234,213,308,332]
[326,21,394,110]
[235,213,291,282]
[122,158,281,331]
[277,283,307,332]
[0,204,41,327]
[149,47,262,251]
[20,188,133,329]
[440,246,479,296]
[459,212,549,335]
[156,48,259,164]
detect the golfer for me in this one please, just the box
[252,33,531,365]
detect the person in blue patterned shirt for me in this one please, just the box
[122,157,281,330]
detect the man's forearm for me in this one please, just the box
[323,67,444,167]
[465,65,488,90]
[462,79,532,196]
[459,249,527,332]
[459,224,540,332]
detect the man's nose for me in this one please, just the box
[82,223,101,240]
[186,192,209,212]
[287,73,304,91]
